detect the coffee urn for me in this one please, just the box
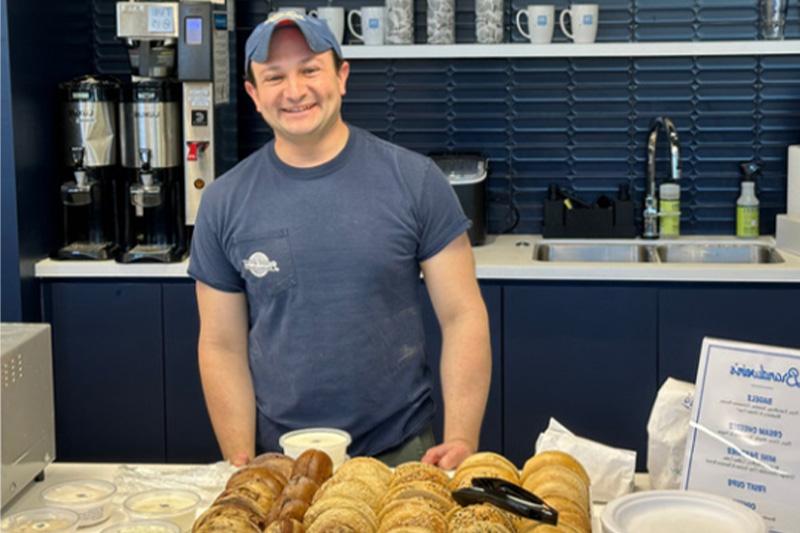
[56,76,123,260]
[119,80,185,263]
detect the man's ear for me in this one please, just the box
[244,80,260,111]
[338,60,350,97]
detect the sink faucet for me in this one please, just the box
[644,117,681,239]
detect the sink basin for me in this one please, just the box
[535,243,657,263]
[656,243,784,264]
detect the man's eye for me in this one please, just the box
[303,67,320,75]
[263,75,284,83]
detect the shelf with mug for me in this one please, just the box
[341,40,800,59]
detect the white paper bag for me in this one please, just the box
[535,418,636,502]
[646,377,695,489]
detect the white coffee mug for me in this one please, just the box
[347,6,385,45]
[516,5,555,44]
[559,4,598,43]
[310,6,345,43]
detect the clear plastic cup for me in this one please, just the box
[1,507,80,532]
[41,479,116,527]
[123,489,200,531]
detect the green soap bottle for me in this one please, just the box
[736,161,760,239]
[659,182,680,237]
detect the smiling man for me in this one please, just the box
[188,12,491,470]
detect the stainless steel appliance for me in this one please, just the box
[56,76,123,260]
[119,79,186,262]
[1,323,56,509]
[115,0,234,260]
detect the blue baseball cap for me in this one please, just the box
[244,11,343,73]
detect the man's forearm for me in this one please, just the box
[199,343,256,463]
[440,308,492,451]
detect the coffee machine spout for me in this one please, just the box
[61,147,94,206]
[130,148,163,216]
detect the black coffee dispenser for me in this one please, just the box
[56,76,124,260]
[119,79,185,263]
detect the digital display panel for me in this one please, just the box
[185,17,203,45]
[147,5,175,33]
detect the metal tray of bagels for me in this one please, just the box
[192,449,592,532]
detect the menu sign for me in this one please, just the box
[682,338,800,533]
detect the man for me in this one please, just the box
[188,11,491,470]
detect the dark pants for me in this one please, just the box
[374,427,436,467]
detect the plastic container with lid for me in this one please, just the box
[100,519,181,533]
[279,427,351,468]
[123,489,200,531]
[601,490,767,533]
[1,507,80,532]
[41,478,116,527]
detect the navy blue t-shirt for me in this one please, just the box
[188,125,470,456]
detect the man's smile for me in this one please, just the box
[282,103,317,114]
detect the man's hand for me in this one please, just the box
[421,439,474,470]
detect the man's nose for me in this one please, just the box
[285,73,307,100]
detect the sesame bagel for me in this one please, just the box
[390,461,449,488]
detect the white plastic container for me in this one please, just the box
[123,489,200,531]
[41,479,116,527]
[100,519,181,533]
[601,490,766,533]
[1,507,80,532]
[279,427,351,468]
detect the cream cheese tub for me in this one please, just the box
[1,507,80,532]
[41,479,116,527]
[123,489,200,531]
[100,519,181,533]
[279,427,351,467]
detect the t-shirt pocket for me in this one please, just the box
[233,229,297,298]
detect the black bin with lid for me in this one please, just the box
[431,153,488,246]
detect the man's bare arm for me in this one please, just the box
[196,281,255,465]
[420,233,491,468]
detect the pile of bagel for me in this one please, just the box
[517,451,592,533]
[192,449,332,532]
[192,449,592,533]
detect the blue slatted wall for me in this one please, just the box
[92,0,800,234]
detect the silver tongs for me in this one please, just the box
[451,477,559,525]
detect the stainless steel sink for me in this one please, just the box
[535,243,657,263]
[656,243,784,264]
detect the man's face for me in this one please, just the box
[244,26,349,143]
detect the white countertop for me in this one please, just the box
[1,462,651,532]
[1,463,217,532]
[34,235,800,283]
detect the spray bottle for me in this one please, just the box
[736,161,760,239]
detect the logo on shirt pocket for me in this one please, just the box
[234,229,297,297]
[243,252,280,278]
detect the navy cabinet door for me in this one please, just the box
[45,282,165,462]
[504,283,658,469]
[163,282,220,462]
[422,282,503,454]
[659,284,800,385]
